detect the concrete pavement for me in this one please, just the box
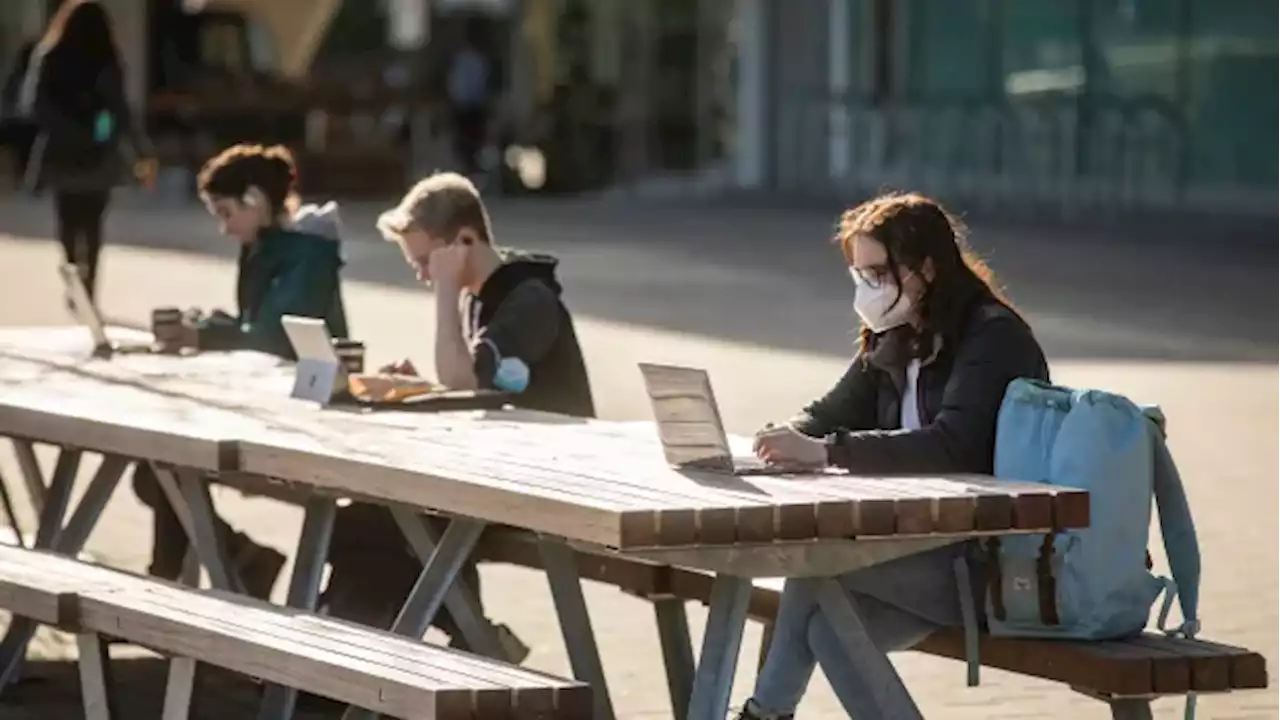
[0,194,1274,718]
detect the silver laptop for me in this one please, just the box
[59,264,152,357]
[281,315,344,403]
[638,363,792,476]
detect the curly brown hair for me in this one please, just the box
[838,192,1016,353]
[197,144,298,216]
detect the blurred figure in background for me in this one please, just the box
[446,23,493,178]
[24,0,150,302]
[0,36,39,186]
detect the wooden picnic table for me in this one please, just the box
[0,326,1090,720]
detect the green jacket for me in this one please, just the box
[199,202,350,359]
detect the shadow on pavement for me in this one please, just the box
[2,195,1275,363]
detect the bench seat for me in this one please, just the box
[738,576,1268,699]
[476,528,1268,702]
[0,544,591,719]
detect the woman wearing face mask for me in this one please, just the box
[131,143,350,602]
[739,193,1049,719]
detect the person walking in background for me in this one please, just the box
[24,0,150,304]
[446,25,493,178]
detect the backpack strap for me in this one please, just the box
[1035,534,1060,626]
[1143,408,1200,638]
[1144,408,1201,720]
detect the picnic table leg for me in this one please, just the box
[31,449,81,548]
[10,439,47,517]
[0,469,25,547]
[815,577,924,720]
[0,447,82,690]
[388,508,505,658]
[152,465,243,593]
[685,573,751,720]
[340,512,489,720]
[160,551,202,720]
[653,597,694,720]
[0,454,126,693]
[53,456,129,554]
[257,497,337,720]
[1108,699,1154,720]
[153,466,252,718]
[539,537,616,720]
[76,632,119,720]
[386,514,486,638]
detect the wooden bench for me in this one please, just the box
[475,529,1268,719]
[0,544,591,719]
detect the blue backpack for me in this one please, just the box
[983,379,1201,660]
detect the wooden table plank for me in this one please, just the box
[0,328,1087,552]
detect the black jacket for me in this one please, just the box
[29,48,142,192]
[792,298,1049,475]
[199,214,350,360]
[464,254,595,418]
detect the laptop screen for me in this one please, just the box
[638,363,735,469]
[281,315,338,363]
[58,264,109,348]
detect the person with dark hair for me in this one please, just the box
[736,193,1050,719]
[131,142,350,601]
[26,0,149,301]
[191,142,349,357]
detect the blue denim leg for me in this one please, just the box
[750,544,968,716]
[808,591,939,717]
[751,577,821,714]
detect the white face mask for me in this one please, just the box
[851,268,915,332]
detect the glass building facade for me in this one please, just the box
[908,0,1276,195]
[759,0,1277,215]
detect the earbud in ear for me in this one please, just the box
[242,185,267,208]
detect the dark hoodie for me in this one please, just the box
[463,251,594,418]
[200,202,350,359]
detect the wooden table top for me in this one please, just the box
[0,327,1088,552]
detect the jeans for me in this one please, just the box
[752,543,974,717]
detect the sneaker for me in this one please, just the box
[734,699,793,720]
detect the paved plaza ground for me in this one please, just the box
[0,193,1274,718]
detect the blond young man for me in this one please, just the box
[320,173,593,666]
